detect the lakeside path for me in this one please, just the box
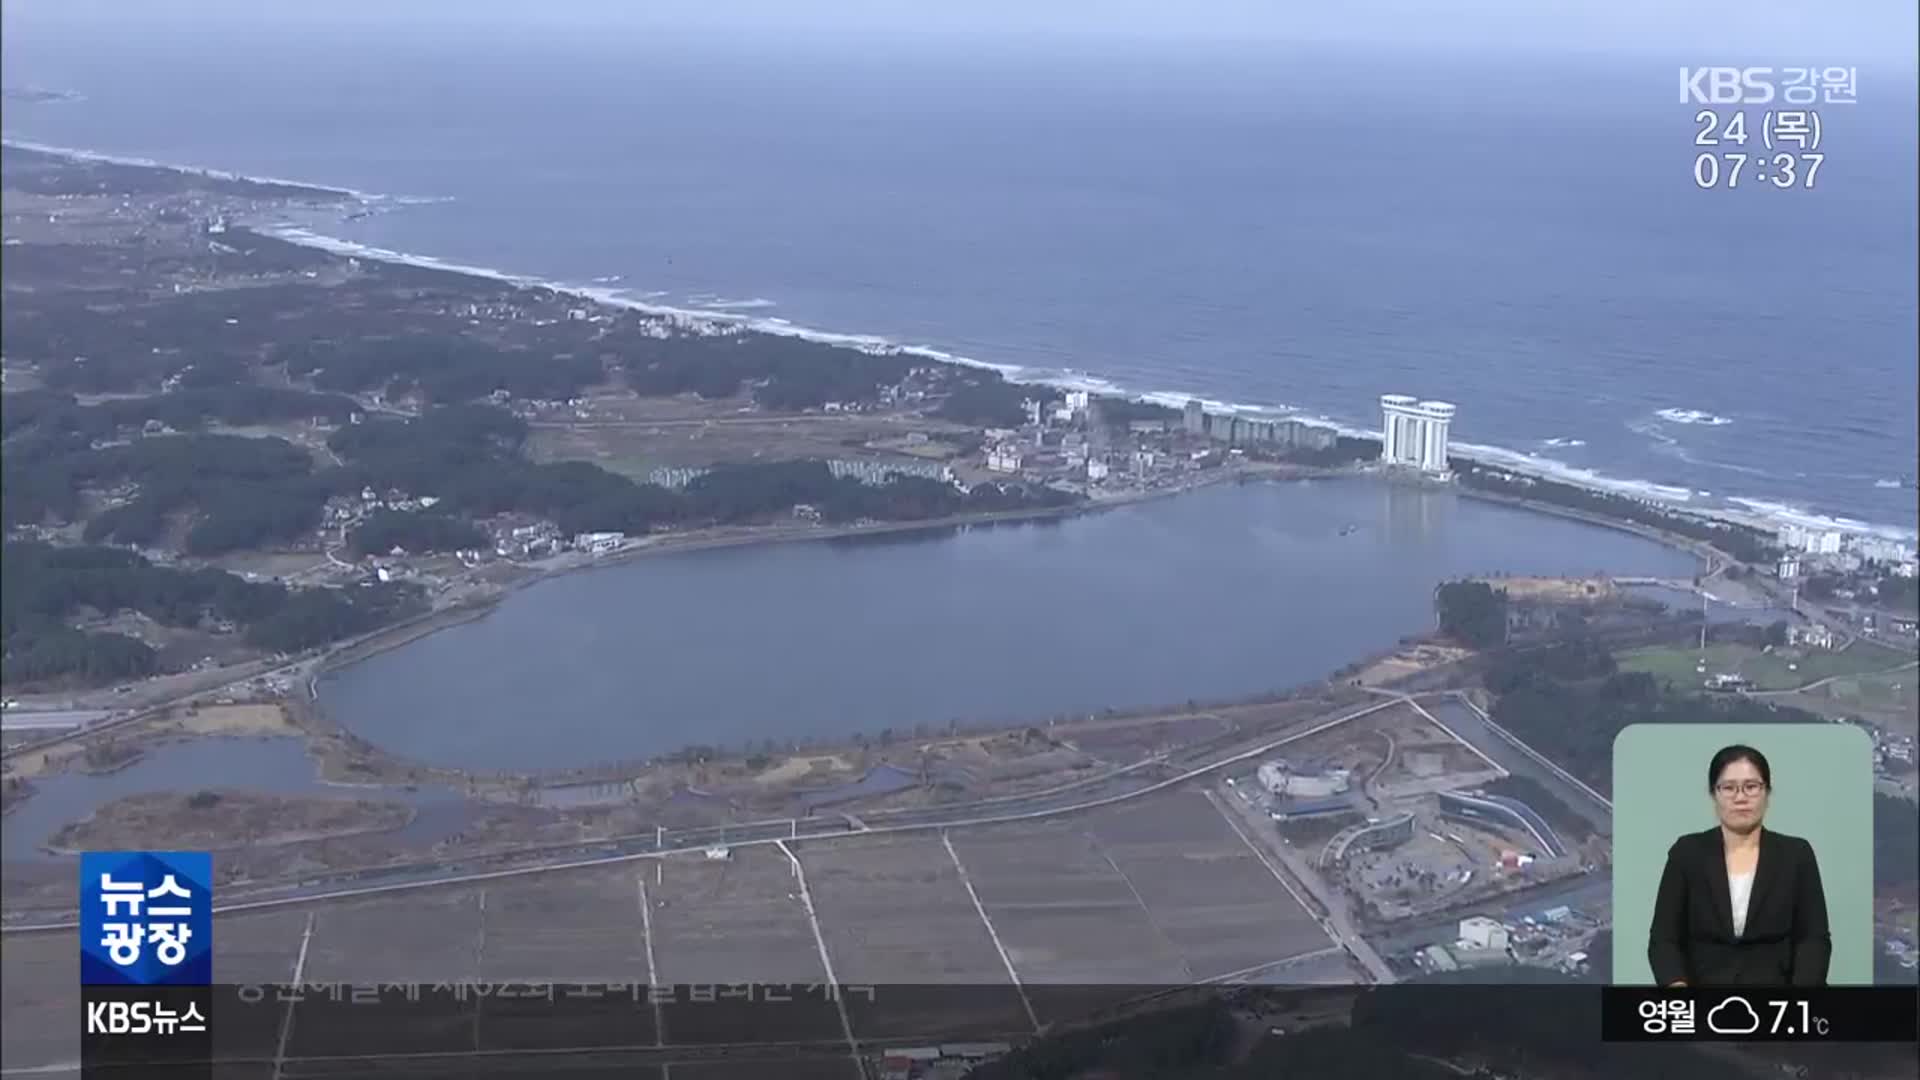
[1448,482,1727,579]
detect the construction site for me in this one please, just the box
[1224,700,1591,930]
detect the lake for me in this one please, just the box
[0,737,469,863]
[317,477,1702,772]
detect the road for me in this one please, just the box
[1399,693,1614,837]
[4,697,1408,931]
[1207,786,1396,984]
[1748,658,1919,698]
[0,709,114,733]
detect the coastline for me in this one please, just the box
[4,139,1911,544]
[9,136,1908,543]
[257,224,1912,546]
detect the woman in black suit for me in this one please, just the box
[1647,745,1831,987]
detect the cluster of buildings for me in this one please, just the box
[1776,527,1917,579]
[1415,906,1598,976]
[323,488,444,532]
[1416,915,1515,972]
[1843,716,1917,789]
[1180,399,1339,454]
[500,392,594,421]
[482,521,630,560]
[981,392,1344,490]
[876,1042,1011,1079]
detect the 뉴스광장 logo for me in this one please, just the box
[79,851,213,986]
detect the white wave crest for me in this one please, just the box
[692,297,778,310]
[1726,497,1919,543]
[1655,408,1733,426]
[1540,437,1587,448]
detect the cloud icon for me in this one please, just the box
[1708,996,1760,1035]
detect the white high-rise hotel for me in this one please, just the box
[1379,395,1455,474]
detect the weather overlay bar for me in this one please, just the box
[1601,986,1919,1043]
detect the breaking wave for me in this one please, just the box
[1655,408,1733,426]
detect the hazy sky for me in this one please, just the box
[5,0,1918,64]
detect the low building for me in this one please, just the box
[1269,797,1353,821]
[1257,759,1352,798]
[1321,811,1416,865]
[939,1043,1011,1061]
[1437,790,1568,859]
[1448,944,1514,969]
[1459,916,1510,951]
[1788,623,1835,649]
[986,445,1023,473]
[574,531,626,552]
[1086,458,1110,482]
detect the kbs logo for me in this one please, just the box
[1680,68,1776,105]
[84,999,206,1035]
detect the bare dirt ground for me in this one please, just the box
[1353,643,1472,688]
[47,789,413,854]
[168,703,298,737]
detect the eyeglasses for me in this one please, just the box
[1715,781,1767,798]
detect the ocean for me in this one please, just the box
[3,21,1916,538]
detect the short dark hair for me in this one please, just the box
[1709,744,1772,792]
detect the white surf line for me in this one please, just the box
[5,699,1406,934]
[942,831,1038,1033]
[1448,693,1612,811]
[271,910,318,1080]
[776,840,859,1067]
[636,874,664,1045]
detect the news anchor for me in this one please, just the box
[1647,744,1831,987]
